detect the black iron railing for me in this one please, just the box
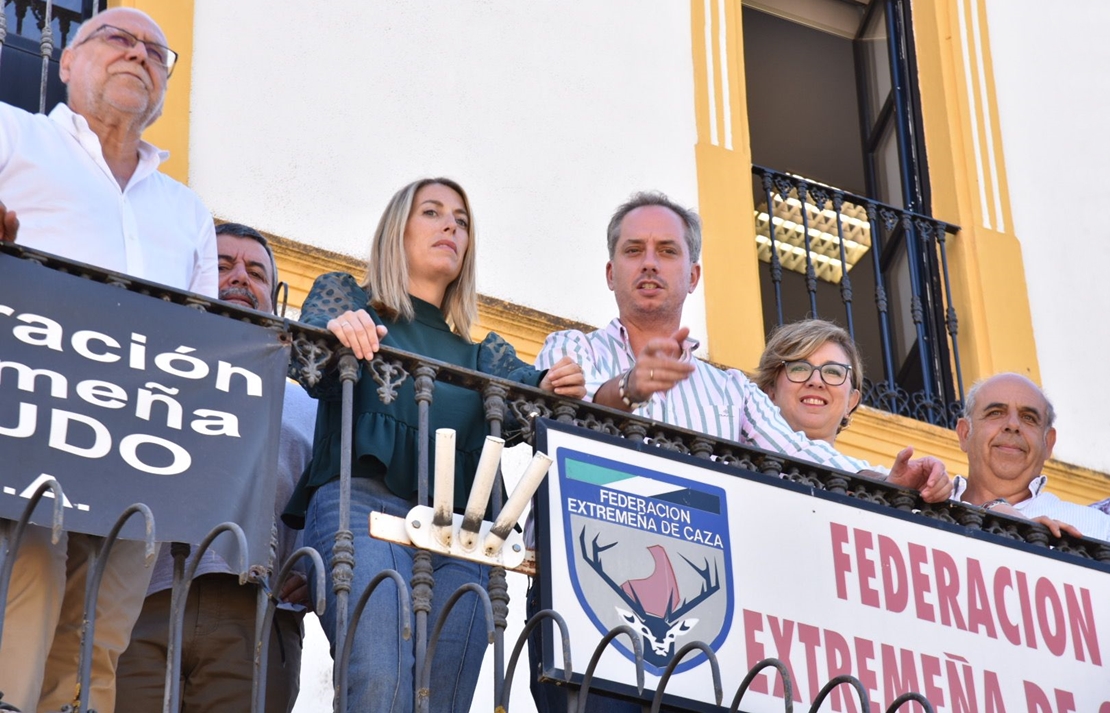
[753,165,964,428]
[5,0,88,48]
[0,1,102,114]
[3,245,1109,712]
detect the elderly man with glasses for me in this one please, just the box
[0,8,217,713]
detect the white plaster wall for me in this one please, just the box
[189,0,707,343]
[985,0,1110,473]
[187,5,703,712]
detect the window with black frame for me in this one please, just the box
[0,0,104,114]
[743,0,964,427]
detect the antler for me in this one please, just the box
[668,554,720,621]
[578,528,649,618]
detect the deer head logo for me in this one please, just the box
[579,528,720,667]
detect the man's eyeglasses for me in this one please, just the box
[76,25,178,77]
[781,360,853,386]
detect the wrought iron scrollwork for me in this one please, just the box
[879,206,899,232]
[508,397,553,442]
[574,413,622,437]
[647,431,689,454]
[772,174,794,200]
[861,378,908,418]
[369,356,409,404]
[847,483,889,507]
[289,333,333,386]
[908,390,948,428]
[861,378,961,429]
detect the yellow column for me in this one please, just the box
[913,0,1039,384]
[109,0,195,185]
[690,0,764,370]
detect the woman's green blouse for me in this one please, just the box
[283,272,545,528]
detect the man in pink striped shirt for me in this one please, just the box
[529,190,950,713]
[537,190,950,486]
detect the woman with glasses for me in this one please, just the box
[752,319,862,446]
[751,322,1087,537]
[284,177,584,713]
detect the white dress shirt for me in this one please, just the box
[537,319,873,473]
[953,474,1110,542]
[0,102,217,296]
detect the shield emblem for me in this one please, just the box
[559,448,733,675]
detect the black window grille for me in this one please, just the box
[743,0,963,427]
[0,0,104,114]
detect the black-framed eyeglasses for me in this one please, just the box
[76,25,178,77]
[781,360,853,386]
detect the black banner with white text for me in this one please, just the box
[0,252,288,569]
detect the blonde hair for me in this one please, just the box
[754,319,863,431]
[361,178,478,339]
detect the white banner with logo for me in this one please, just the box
[535,420,1110,712]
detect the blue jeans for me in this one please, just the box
[305,477,490,713]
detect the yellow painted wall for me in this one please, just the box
[912,0,1039,384]
[689,0,765,371]
[109,0,194,185]
[681,0,1107,503]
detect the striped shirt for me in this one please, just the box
[536,319,872,473]
[953,475,1110,542]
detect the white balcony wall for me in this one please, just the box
[986,0,1110,472]
[189,0,707,345]
[188,6,702,712]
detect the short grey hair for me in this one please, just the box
[962,373,1056,429]
[606,191,702,262]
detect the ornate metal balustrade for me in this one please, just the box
[753,165,964,428]
[3,244,1108,712]
[0,0,101,114]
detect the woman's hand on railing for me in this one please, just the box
[539,355,587,399]
[0,199,18,243]
[883,446,953,503]
[326,309,389,360]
